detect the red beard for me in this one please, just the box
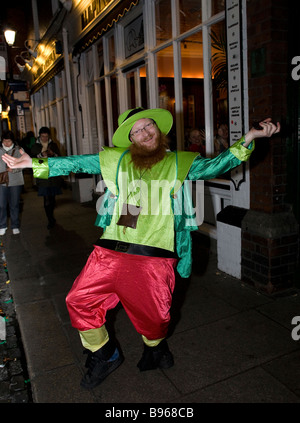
[130,134,169,171]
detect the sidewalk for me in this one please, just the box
[2,178,300,403]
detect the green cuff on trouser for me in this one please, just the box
[79,326,109,352]
[142,335,164,347]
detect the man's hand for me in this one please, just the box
[243,118,280,147]
[2,149,33,169]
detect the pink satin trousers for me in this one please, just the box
[66,246,177,340]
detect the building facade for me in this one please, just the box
[15,0,300,292]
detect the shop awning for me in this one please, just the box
[73,0,140,56]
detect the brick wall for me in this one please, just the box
[247,0,289,213]
[242,211,298,293]
[241,0,299,293]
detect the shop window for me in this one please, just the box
[180,31,205,153]
[108,35,115,71]
[87,83,98,151]
[86,50,94,83]
[210,21,229,165]
[126,71,136,109]
[49,101,58,140]
[48,81,55,102]
[98,39,104,77]
[100,79,108,146]
[140,66,148,109]
[212,0,225,15]
[179,0,202,33]
[124,63,148,110]
[110,74,119,132]
[155,0,172,46]
[157,46,176,150]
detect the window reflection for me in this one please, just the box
[100,79,108,145]
[210,21,228,158]
[157,46,176,150]
[212,0,225,15]
[110,74,118,132]
[155,0,172,46]
[181,32,205,153]
[108,36,115,71]
[98,39,104,77]
[179,0,202,33]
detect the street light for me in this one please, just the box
[4,29,16,46]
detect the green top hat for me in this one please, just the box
[112,107,173,147]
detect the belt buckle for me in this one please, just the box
[115,241,129,253]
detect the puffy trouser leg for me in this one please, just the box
[66,246,177,340]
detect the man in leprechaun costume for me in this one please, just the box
[2,108,280,389]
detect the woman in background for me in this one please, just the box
[31,126,62,229]
[0,130,24,235]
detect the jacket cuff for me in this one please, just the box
[229,136,255,161]
[32,158,49,179]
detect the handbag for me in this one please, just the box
[0,171,9,185]
[0,148,16,185]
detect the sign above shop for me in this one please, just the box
[81,0,114,31]
[32,43,61,82]
[73,0,139,56]
[124,14,144,58]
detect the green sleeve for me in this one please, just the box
[32,154,101,179]
[187,136,255,181]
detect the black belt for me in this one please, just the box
[95,239,176,259]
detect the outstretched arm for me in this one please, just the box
[2,149,32,168]
[243,118,280,146]
[188,118,280,180]
[2,149,102,177]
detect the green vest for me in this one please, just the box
[96,147,198,277]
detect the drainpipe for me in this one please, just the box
[62,27,78,155]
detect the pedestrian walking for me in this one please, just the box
[0,131,24,236]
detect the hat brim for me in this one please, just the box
[112,108,173,147]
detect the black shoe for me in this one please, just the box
[137,339,174,372]
[80,344,124,389]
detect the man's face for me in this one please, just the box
[129,118,160,151]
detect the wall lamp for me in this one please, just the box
[15,51,33,72]
[4,29,16,46]
[25,39,38,58]
[14,55,26,72]
[21,50,33,65]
